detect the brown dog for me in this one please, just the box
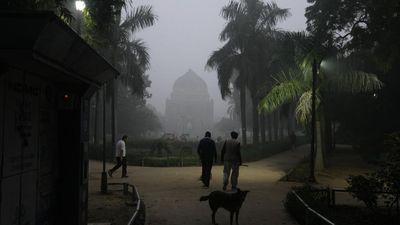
[200,189,249,225]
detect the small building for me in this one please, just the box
[0,12,118,225]
[165,69,214,138]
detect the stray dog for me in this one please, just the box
[200,189,249,225]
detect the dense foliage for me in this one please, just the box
[209,0,398,153]
[305,0,400,149]
[346,132,400,214]
[83,0,156,97]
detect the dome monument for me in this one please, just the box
[165,69,214,138]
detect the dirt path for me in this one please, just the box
[89,145,309,225]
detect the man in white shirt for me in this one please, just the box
[108,135,128,178]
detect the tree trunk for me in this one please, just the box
[267,113,272,142]
[332,122,336,149]
[271,112,275,141]
[278,109,284,139]
[240,84,247,145]
[273,110,279,141]
[314,111,326,172]
[94,90,100,144]
[286,115,291,137]
[103,84,107,159]
[324,107,333,153]
[319,109,329,166]
[110,22,119,151]
[251,95,259,144]
[260,112,266,144]
[291,103,297,133]
[287,103,296,136]
[111,78,117,148]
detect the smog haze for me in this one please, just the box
[133,0,309,121]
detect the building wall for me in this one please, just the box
[1,69,41,225]
[0,67,87,225]
[0,67,4,222]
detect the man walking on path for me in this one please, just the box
[197,131,217,188]
[221,131,242,191]
[108,135,128,178]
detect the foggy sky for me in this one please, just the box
[132,0,309,121]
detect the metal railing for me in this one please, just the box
[290,190,336,225]
[329,188,399,208]
[108,182,145,225]
[329,187,400,220]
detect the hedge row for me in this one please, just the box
[88,136,308,167]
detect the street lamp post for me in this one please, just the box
[101,85,108,193]
[309,59,317,183]
[75,0,86,11]
[75,1,86,35]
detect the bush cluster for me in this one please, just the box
[346,132,400,214]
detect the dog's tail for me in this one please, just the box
[199,195,210,201]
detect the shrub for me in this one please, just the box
[346,131,400,215]
[346,175,381,210]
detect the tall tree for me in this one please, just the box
[85,1,156,143]
[305,0,400,148]
[259,51,383,170]
[206,40,249,144]
[207,0,289,144]
[85,1,156,96]
[111,5,156,144]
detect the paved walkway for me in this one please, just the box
[89,145,309,225]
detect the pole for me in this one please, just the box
[111,78,116,153]
[309,59,317,183]
[101,85,108,193]
[76,13,82,35]
[75,1,85,35]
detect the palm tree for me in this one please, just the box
[110,5,156,144]
[207,0,289,144]
[206,41,248,144]
[116,5,155,96]
[256,33,297,142]
[85,1,156,145]
[259,54,383,170]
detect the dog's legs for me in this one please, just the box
[235,210,240,225]
[230,212,234,225]
[212,209,218,225]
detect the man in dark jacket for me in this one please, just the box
[197,131,217,188]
